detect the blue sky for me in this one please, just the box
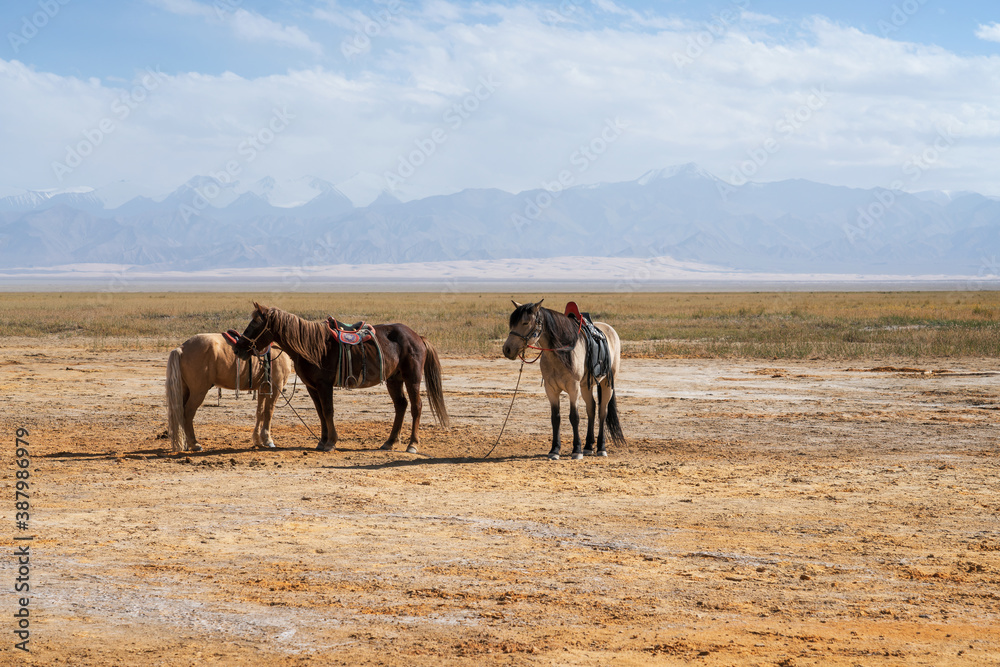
[2,0,999,200]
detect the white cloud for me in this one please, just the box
[975,22,1000,43]
[151,0,323,55]
[230,9,323,55]
[4,3,1000,197]
[740,11,781,26]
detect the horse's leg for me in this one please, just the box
[305,384,330,450]
[567,383,584,460]
[318,383,338,452]
[582,382,597,454]
[403,377,423,455]
[381,377,407,451]
[254,390,277,449]
[544,382,562,460]
[596,381,612,456]
[183,386,209,452]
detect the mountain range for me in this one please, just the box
[1,164,998,276]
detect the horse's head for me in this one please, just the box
[503,299,544,360]
[237,301,275,354]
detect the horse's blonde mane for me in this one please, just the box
[265,307,329,367]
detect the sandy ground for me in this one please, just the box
[1,337,999,666]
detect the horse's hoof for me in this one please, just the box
[380,442,394,451]
[548,454,560,461]
[597,451,608,457]
[406,445,417,454]
[572,452,584,460]
[315,442,325,450]
[192,444,203,452]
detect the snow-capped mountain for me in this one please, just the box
[0,165,998,276]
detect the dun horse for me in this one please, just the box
[237,303,449,454]
[503,300,624,459]
[165,333,293,452]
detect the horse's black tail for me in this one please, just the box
[600,375,626,448]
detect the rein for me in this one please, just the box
[276,373,320,442]
[483,359,525,459]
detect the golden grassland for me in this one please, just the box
[1,290,998,359]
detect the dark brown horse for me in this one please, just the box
[237,302,448,454]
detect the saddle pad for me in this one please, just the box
[327,317,375,346]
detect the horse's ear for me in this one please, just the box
[511,300,523,308]
[532,299,544,311]
[253,301,266,314]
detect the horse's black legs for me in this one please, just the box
[548,402,561,460]
[582,385,597,453]
[381,377,407,451]
[596,383,609,456]
[568,402,583,460]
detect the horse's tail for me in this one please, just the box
[600,374,626,448]
[165,347,187,452]
[421,336,450,428]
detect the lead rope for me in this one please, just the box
[277,374,320,442]
[483,360,525,459]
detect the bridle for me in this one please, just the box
[241,314,272,354]
[232,313,280,399]
[508,310,582,363]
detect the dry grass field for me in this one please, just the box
[1,290,998,358]
[2,291,999,666]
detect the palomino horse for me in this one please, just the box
[165,333,293,452]
[237,303,449,454]
[503,300,624,460]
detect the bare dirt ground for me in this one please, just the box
[2,337,999,666]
